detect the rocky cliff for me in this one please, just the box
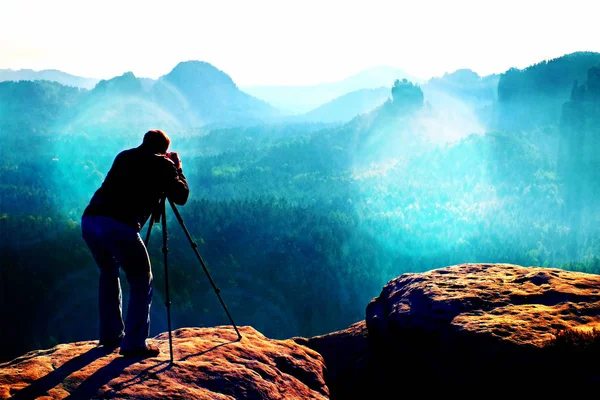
[2,263,599,399]
[1,326,327,399]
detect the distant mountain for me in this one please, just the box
[296,87,391,123]
[60,71,180,135]
[149,61,283,128]
[0,68,99,89]
[92,71,144,96]
[420,69,500,130]
[242,65,423,114]
[60,61,284,135]
[139,77,157,91]
[335,65,424,92]
[422,69,499,106]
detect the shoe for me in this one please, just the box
[119,344,160,358]
[99,337,123,348]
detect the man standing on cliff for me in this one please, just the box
[81,129,189,357]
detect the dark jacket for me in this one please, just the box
[82,145,189,231]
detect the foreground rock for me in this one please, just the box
[0,326,328,400]
[365,263,600,392]
[294,321,370,400]
[300,263,600,397]
[3,263,600,399]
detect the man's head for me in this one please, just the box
[141,129,171,154]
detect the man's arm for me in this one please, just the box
[163,153,190,205]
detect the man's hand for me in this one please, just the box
[167,152,182,169]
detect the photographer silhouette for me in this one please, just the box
[81,129,189,358]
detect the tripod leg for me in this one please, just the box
[167,198,242,341]
[160,198,175,363]
[144,217,154,247]
[144,198,162,247]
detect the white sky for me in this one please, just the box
[0,0,598,86]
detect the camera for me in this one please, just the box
[166,152,181,168]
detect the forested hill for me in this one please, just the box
[494,51,600,131]
[557,66,600,252]
[294,87,391,123]
[420,69,499,130]
[1,52,599,364]
[423,69,499,107]
[0,68,99,89]
[0,80,83,138]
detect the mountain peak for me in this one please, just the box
[93,71,142,95]
[163,60,236,88]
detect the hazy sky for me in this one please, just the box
[1,0,598,86]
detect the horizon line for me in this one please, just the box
[1,50,597,87]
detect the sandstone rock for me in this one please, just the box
[365,263,600,392]
[367,263,600,345]
[0,326,328,400]
[3,264,600,399]
[293,320,369,399]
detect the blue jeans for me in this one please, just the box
[81,215,153,351]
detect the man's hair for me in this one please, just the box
[142,129,171,154]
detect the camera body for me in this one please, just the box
[165,151,181,169]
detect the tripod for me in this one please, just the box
[144,196,242,363]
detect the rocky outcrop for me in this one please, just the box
[0,326,328,400]
[367,263,600,346]
[365,263,600,394]
[391,78,423,113]
[301,263,600,397]
[2,263,599,399]
[293,321,370,400]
